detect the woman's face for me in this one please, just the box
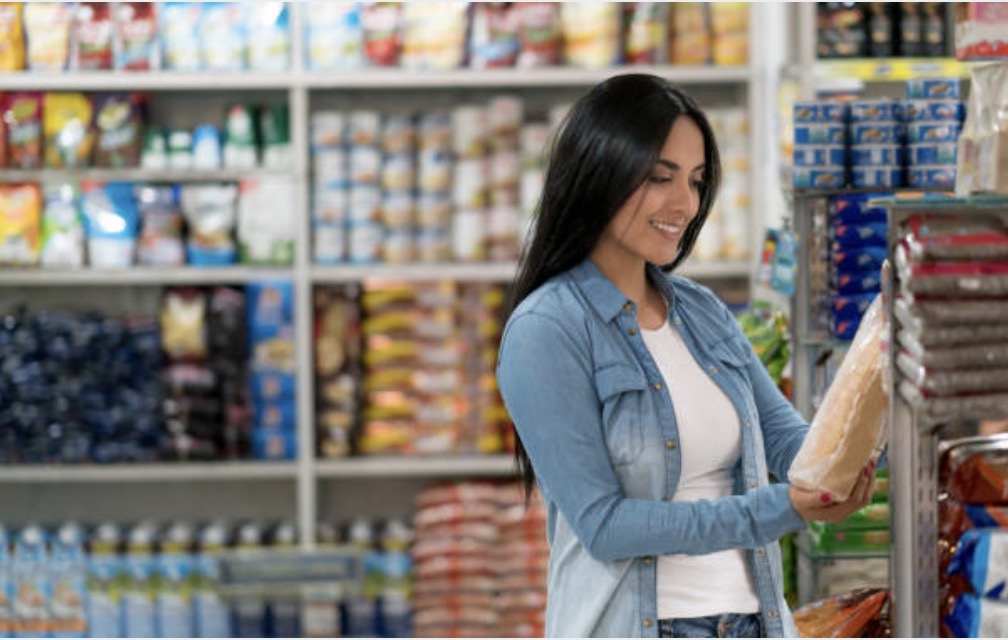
[591,115,707,271]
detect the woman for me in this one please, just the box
[496,74,874,638]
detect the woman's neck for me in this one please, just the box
[589,255,667,331]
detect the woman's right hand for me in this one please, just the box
[788,461,875,523]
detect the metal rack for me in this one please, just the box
[883,196,1008,637]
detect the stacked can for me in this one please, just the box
[311,111,348,264]
[792,101,848,189]
[518,123,550,248]
[416,111,454,262]
[904,78,965,190]
[451,105,490,262]
[347,111,384,263]
[485,96,523,262]
[849,99,906,189]
[380,113,418,263]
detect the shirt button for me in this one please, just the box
[745,419,751,428]
[748,481,757,489]
[643,619,653,628]
[756,548,765,557]
[652,382,663,391]
[623,302,633,312]
[768,610,778,619]
[628,327,638,336]
[642,556,653,565]
[666,440,676,450]
[674,316,682,325]
[708,365,718,373]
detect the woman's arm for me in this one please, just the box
[497,311,806,562]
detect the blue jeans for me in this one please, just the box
[658,613,763,638]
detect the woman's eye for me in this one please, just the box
[690,179,704,190]
[648,176,671,184]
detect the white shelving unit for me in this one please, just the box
[0,3,779,547]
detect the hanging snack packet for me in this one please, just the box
[789,295,888,501]
[81,180,140,268]
[180,184,239,266]
[71,2,114,70]
[92,93,146,168]
[0,3,26,71]
[114,2,159,71]
[136,184,184,266]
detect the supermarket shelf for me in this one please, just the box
[0,168,292,184]
[0,266,294,287]
[312,262,517,283]
[303,65,753,89]
[315,455,516,479]
[0,462,298,483]
[0,71,294,91]
[814,57,971,82]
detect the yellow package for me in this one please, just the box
[0,184,43,266]
[710,2,749,35]
[24,3,71,71]
[44,93,94,168]
[0,3,25,71]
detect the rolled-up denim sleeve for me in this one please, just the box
[498,311,806,563]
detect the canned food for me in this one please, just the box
[792,166,846,189]
[906,77,962,100]
[793,101,848,124]
[908,165,956,189]
[904,99,965,122]
[851,166,904,188]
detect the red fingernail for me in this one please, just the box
[820,492,832,503]
[863,467,869,478]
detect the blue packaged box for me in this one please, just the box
[832,245,888,271]
[252,428,297,460]
[851,123,904,145]
[835,270,883,295]
[250,371,296,402]
[907,122,961,144]
[832,221,889,246]
[904,99,965,122]
[850,145,905,166]
[849,99,904,123]
[906,77,962,100]
[793,166,846,189]
[793,101,848,123]
[908,165,956,189]
[794,124,847,145]
[832,293,877,320]
[831,194,889,225]
[793,145,846,166]
[851,166,905,188]
[252,401,297,432]
[908,143,957,165]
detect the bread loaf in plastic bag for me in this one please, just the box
[789,295,888,501]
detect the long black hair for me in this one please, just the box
[507,74,723,500]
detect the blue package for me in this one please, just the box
[247,281,295,331]
[908,165,957,189]
[851,123,905,145]
[833,245,888,271]
[948,529,1008,599]
[793,101,848,123]
[908,122,961,144]
[850,145,905,166]
[251,427,296,460]
[161,3,203,71]
[904,99,965,122]
[851,166,905,188]
[199,3,247,71]
[849,99,904,123]
[794,124,847,145]
[831,315,861,341]
[252,401,297,431]
[832,293,877,319]
[792,166,846,189]
[832,221,889,245]
[831,195,889,225]
[250,371,296,402]
[907,77,962,100]
[835,270,883,295]
[909,143,957,165]
[793,145,846,167]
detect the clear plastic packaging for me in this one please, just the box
[894,296,1008,346]
[898,328,1008,370]
[789,295,888,501]
[897,351,1008,396]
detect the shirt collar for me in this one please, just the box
[568,259,675,324]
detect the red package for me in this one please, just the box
[896,241,1008,297]
[940,435,1008,504]
[2,92,43,169]
[412,592,495,613]
[517,3,561,67]
[72,2,114,70]
[904,214,1008,262]
[417,481,501,509]
[361,2,401,66]
[114,2,158,71]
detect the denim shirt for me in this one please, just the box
[497,259,809,638]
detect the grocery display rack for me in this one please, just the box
[884,196,1008,638]
[0,3,780,545]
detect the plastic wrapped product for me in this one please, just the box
[789,295,888,501]
[947,593,1008,637]
[900,380,1008,424]
[895,243,1008,297]
[903,214,1008,262]
[793,588,891,638]
[899,328,1008,370]
[897,350,1008,396]
[897,294,1008,326]
[948,529,1008,598]
[893,298,1008,347]
[940,435,1008,505]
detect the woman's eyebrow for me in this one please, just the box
[656,158,705,172]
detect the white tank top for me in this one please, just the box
[641,320,760,618]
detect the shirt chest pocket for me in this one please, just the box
[594,364,650,466]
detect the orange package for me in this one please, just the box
[0,3,25,71]
[0,183,43,266]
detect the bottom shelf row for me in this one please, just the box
[0,480,544,639]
